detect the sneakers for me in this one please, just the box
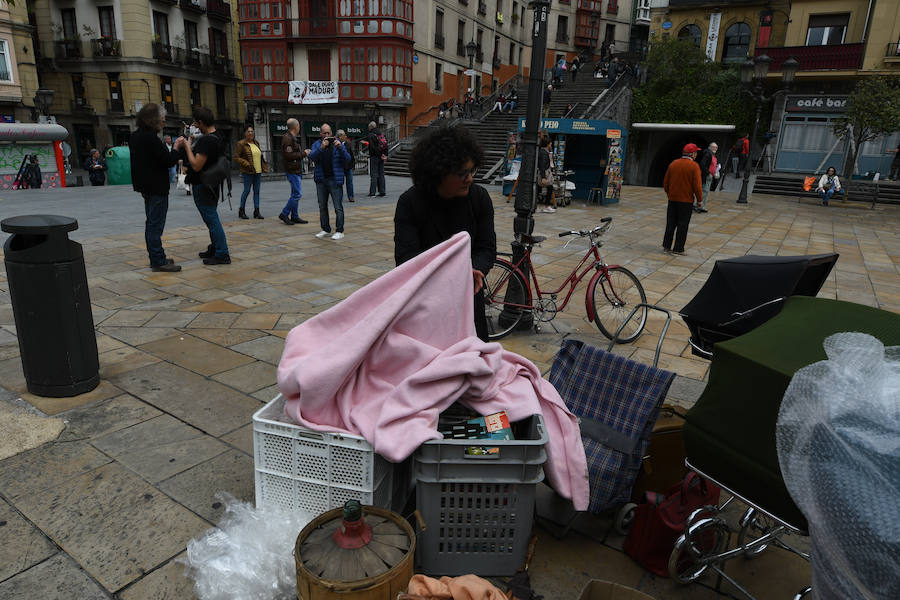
[331,232,345,240]
[279,213,295,226]
[315,230,330,238]
[291,216,308,224]
[203,255,231,265]
[151,262,182,272]
[541,206,556,213]
[699,208,708,213]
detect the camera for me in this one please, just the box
[325,136,336,143]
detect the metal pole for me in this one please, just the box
[737,88,762,204]
[507,0,549,329]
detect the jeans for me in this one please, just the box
[316,178,344,233]
[143,193,169,267]
[192,185,229,258]
[890,160,900,180]
[662,201,694,253]
[344,169,354,199]
[282,173,302,218]
[700,178,711,209]
[168,166,177,184]
[240,173,261,209]
[369,157,385,195]
[818,188,836,204]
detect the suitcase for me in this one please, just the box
[630,404,688,503]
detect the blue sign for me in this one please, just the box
[517,118,626,137]
[662,21,673,30]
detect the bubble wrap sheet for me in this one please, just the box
[777,333,900,600]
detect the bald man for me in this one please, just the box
[279,118,310,225]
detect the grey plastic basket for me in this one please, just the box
[416,414,548,465]
[415,476,543,576]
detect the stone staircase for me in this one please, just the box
[383,67,615,183]
[753,174,900,205]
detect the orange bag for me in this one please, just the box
[803,176,816,191]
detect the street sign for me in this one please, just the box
[464,69,476,76]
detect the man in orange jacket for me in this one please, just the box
[662,143,703,255]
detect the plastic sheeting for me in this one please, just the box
[777,332,900,600]
[179,493,313,600]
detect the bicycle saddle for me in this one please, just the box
[520,233,547,245]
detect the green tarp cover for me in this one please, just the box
[683,296,900,530]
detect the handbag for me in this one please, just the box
[623,472,720,577]
[803,176,816,192]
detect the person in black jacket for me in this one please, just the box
[337,129,355,202]
[394,125,497,341]
[84,149,107,186]
[129,103,183,272]
[694,142,717,213]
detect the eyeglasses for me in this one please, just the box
[453,167,477,180]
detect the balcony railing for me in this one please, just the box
[177,47,209,69]
[210,55,235,75]
[180,0,206,13]
[556,33,570,43]
[207,0,231,21]
[457,40,465,56]
[477,1,487,16]
[54,40,82,59]
[92,38,121,57]
[886,42,900,58]
[434,34,444,49]
[756,43,864,71]
[152,41,175,62]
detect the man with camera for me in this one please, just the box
[309,123,351,240]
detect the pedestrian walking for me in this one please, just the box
[887,141,900,180]
[164,135,177,184]
[817,166,841,206]
[278,118,310,226]
[178,107,231,265]
[607,57,619,86]
[732,134,749,178]
[662,143,703,255]
[366,121,387,196]
[337,129,355,202]
[129,103,183,272]
[542,84,553,118]
[233,125,268,219]
[695,142,717,213]
[309,123,351,240]
[571,58,579,81]
[538,136,556,213]
[394,125,496,342]
[84,149,107,186]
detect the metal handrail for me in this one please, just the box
[473,73,523,121]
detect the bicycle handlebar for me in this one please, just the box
[558,218,613,238]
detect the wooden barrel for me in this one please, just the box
[295,505,415,600]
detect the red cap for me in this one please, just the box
[683,143,701,154]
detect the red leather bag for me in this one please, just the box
[623,472,721,577]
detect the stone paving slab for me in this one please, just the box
[0,441,111,501]
[14,462,210,592]
[55,394,163,442]
[118,552,195,600]
[138,333,256,376]
[0,499,58,582]
[0,552,110,599]
[157,449,256,524]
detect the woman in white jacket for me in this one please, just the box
[817,166,841,206]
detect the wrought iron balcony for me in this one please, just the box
[556,33,570,43]
[477,0,487,16]
[756,44,864,72]
[886,42,900,58]
[180,0,206,13]
[152,41,175,62]
[54,40,83,59]
[434,34,444,50]
[207,0,231,22]
[210,55,235,75]
[92,38,121,57]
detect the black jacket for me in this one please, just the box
[696,148,713,182]
[129,129,180,195]
[394,183,496,275]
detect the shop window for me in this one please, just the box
[806,14,849,46]
[722,22,751,63]
[678,24,702,47]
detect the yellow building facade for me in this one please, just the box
[0,0,40,122]
[31,0,244,168]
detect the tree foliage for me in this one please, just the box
[632,38,755,133]
[832,76,900,178]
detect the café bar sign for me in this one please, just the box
[785,95,848,113]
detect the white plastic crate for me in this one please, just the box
[253,395,410,514]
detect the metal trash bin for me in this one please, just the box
[1,215,99,397]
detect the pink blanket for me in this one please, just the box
[277,232,589,510]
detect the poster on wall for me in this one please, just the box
[287,81,339,105]
[605,136,623,201]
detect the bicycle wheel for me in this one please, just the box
[589,266,647,343]
[483,260,529,341]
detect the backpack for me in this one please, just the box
[374,133,388,155]
[732,139,743,154]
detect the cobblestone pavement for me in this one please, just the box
[2,178,898,598]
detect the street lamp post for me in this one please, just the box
[736,54,798,204]
[465,40,477,106]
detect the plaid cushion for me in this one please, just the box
[550,339,675,513]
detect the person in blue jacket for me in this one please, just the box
[309,123,352,240]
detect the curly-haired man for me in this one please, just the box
[394,125,497,341]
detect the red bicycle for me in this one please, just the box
[484,217,648,342]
